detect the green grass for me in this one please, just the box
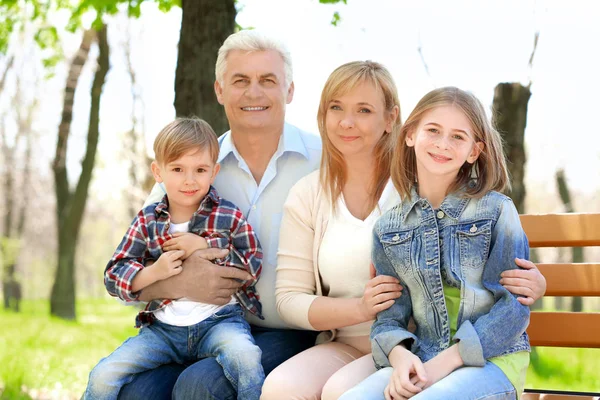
[525,346,600,393]
[1,299,599,399]
[0,298,138,399]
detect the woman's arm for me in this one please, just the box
[453,199,531,367]
[275,176,401,330]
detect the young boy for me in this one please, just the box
[84,118,265,400]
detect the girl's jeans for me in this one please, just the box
[339,361,516,400]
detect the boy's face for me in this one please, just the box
[151,148,220,214]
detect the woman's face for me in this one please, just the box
[325,81,396,160]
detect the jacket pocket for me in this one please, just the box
[457,220,492,269]
[380,231,413,273]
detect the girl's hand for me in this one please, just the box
[152,250,184,280]
[500,258,546,305]
[359,267,403,320]
[410,344,463,390]
[163,232,208,259]
[385,346,427,400]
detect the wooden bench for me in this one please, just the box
[520,213,600,400]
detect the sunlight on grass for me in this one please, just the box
[1,299,599,399]
[0,298,138,399]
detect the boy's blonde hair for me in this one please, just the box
[153,118,219,165]
[392,86,510,200]
[317,60,402,213]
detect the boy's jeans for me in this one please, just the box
[339,361,516,400]
[84,304,263,400]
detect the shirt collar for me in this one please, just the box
[217,122,310,163]
[402,185,470,221]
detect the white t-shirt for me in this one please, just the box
[318,180,396,337]
[153,221,236,326]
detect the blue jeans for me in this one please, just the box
[339,361,516,400]
[85,304,264,400]
[117,324,319,400]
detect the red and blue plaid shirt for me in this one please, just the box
[105,186,263,327]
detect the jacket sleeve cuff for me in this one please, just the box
[454,320,485,366]
[371,330,417,368]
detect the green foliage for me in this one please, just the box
[318,0,347,4]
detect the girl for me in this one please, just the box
[341,87,530,400]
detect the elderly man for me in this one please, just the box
[118,30,545,399]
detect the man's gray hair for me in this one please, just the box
[215,30,293,88]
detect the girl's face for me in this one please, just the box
[325,81,397,161]
[406,105,484,183]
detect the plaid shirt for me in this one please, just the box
[105,186,263,327]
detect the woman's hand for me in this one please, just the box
[385,345,427,400]
[359,263,403,320]
[500,258,546,305]
[163,232,208,259]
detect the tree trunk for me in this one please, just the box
[492,83,531,214]
[50,26,110,319]
[555,169,584,312]
[174,0,235,136]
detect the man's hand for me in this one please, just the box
[163,232,208,259]
[180,248,252,303]
[500,258,547,305]
[138,248,252,304]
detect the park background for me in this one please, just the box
[0,0,599,398]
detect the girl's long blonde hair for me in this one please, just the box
[317,61,402,212]
[392,86,510,200]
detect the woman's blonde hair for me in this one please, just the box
[317,60,402,213]
[392,86,510,200]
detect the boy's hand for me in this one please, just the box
[163,232,208,259]
[152,250,184,280]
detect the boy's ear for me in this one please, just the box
[151,161,163,183]
[210,163,221,184]
[467,142,485,164]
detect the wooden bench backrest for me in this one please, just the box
[520,213,600,348]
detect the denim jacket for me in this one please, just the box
[370,188,530,369]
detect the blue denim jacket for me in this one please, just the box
[371,188,530,369]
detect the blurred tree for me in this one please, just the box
[50,27,109,319]
[492,82,530,214]
[0,55,35,312]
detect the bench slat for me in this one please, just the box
[520,213,600,247]
[539,263,600,296]
[528,312,600,348]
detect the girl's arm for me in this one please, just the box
[453,198,531,367]
[370,228,418,368]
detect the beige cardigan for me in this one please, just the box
[275,170,401,342]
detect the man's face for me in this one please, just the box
[215,49,294,133]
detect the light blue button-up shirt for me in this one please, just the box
[147,122,322,328]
